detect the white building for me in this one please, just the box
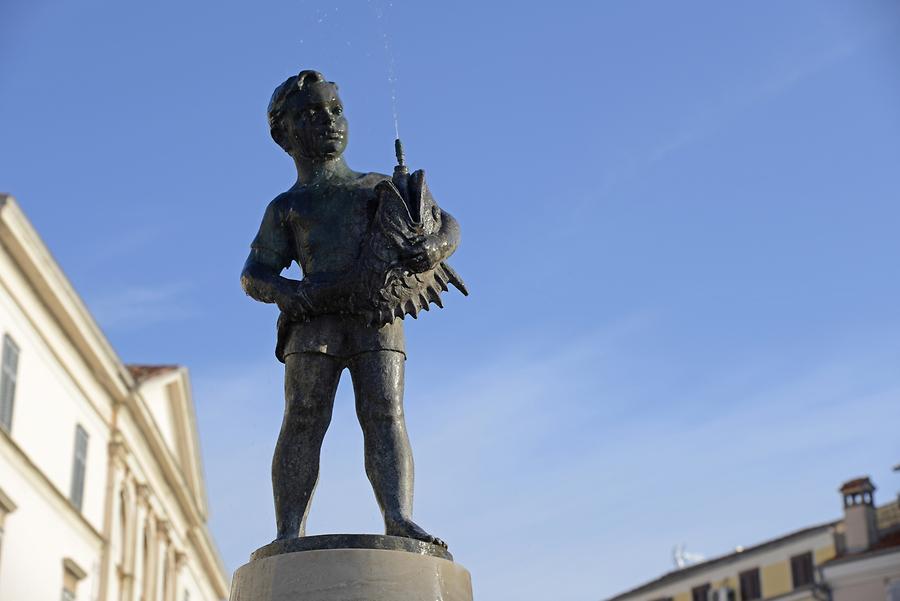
[0,194,228,601]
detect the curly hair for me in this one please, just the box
[267,70,339,153]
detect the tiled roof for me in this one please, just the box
[823,528,900,567]
[840,477,875,494]
[126,364,179,383]
[872,529,900,552]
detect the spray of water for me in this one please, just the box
[370,0,401,140]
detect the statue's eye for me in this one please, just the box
[333,106,343,115]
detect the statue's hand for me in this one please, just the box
[402,235,442,274]
[275,290,312,322]
[284,278,367,317]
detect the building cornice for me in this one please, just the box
[188,526,230,598]
[130,367,210,520]
[820,546,900,586]
[764,585,818,601]
[820,544,900,570]
[0,195,133,406]
[126,386,208,530]
[175,368,211,519]
[0,484,16,514]
[120,382,228,591]
[0,425,103,544]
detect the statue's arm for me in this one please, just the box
[240,197,312,317]
[243,249,358,317]
[240,248,301,308]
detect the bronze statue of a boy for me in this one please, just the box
[241,70,465,548]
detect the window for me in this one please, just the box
[141,529,150,601]
[142,529,149,570]
[692,583,711,601]
[118,491,127,566]
[739,568,761,600]
[62,558,86,601]
[0,335,19,433]
[790,551,814,588]
[0,487,16,570]
[161,551,170,601]
[69,425,89,511]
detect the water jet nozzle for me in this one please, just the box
[392,138,410,208]
[394,138,405,167]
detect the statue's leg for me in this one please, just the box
[348,350,446,548]
[273,352,343,540]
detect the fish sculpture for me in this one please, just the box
[356,166,468,326]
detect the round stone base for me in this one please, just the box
[229,538,473,601]
[251,533,454,561]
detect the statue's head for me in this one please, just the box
[268,70,348,160]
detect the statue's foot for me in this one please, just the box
[274,526,304,542]
[385,515,447,549]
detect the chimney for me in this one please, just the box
[840,477,878,553]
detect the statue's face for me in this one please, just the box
[283,93,349,160]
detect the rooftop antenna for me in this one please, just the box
[672,544,706,569]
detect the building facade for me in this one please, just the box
[0,194,228,601]
[604,473,900,601]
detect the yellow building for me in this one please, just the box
[0,194,228,600]
[604,474,900,601]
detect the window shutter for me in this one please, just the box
[790,552,814,588]
[0,335,20,432]
[739,568,761,600]
[692,583,710,601]
[69,426,89,511]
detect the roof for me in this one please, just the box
[871,529,900,553]
[840,477,875,495]
[877,500,900,533]
[822,529,900,567]
[603,521,837,601]
[126,364,180,383]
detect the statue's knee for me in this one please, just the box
[285,398,330,432]
[359,396,405,427]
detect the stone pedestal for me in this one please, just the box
[229,535,473,601]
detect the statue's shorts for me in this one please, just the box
[276,313,405,362]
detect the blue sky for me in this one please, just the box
[2,1,900,598]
